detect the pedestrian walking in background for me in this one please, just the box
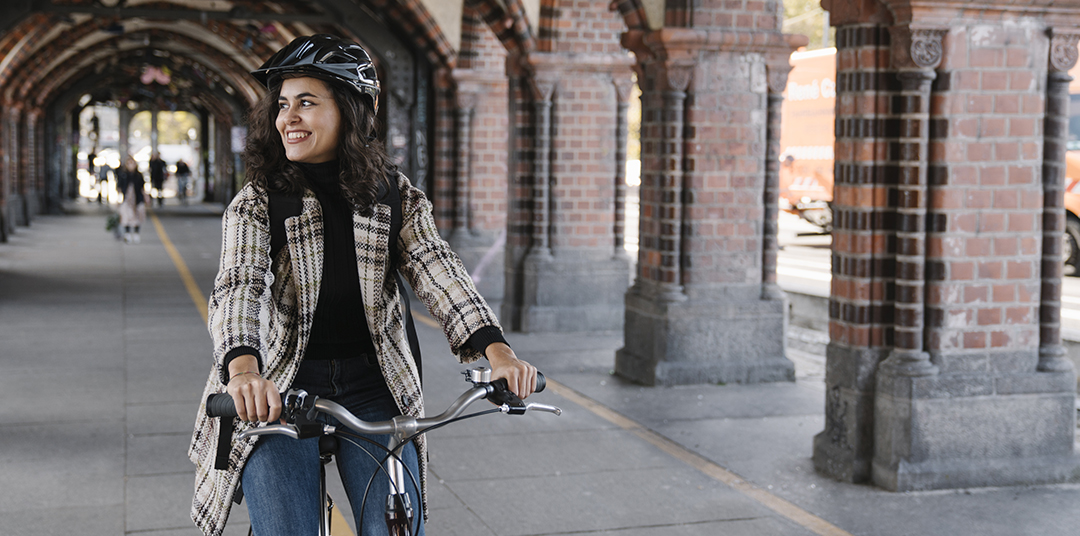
[95,156,112,205]
[149,152,167,207]
[175,159,192,205]
[116,156,146,243]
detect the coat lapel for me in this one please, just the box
[285,194,324,364]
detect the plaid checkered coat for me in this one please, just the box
[188,173,500,536]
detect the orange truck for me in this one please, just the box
[781,47,1080,269]
[1063,74,1080,268]
[779,48,836,231]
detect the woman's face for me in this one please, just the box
[276,77,342,164]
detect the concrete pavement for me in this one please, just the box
[1,200,1079,535]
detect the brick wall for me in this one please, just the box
[830,21,1049,362]
[538,0,626,54]
[926,23,1045,364]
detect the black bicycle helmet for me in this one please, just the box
[252,34,380,113]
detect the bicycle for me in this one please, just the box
[206,367,562,536]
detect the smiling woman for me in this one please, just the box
[189,34,536,536]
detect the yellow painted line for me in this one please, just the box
[150,212,209,323]
[544,380,855,536]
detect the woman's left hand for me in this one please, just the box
[485,342,538,399]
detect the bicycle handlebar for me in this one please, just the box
[205,370,555,435]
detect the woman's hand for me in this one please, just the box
[485,343,538,399]
[225,354,281,422]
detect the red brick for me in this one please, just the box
[964,331,987,349]
[992,284,1016,302]
[981,71,1009,91]
[964,285,989,303]
[1005,306,1033,324]
[990,330,1011,347]
[1007,213,1035,233]
[993,237,1019,256]
[979,261,1004,279]
[994,94,1020,114]
[967,95,994,113]
[1006,260,1033,279]
[970,47,1003,67]
[952,261,975,280]
[967,190,992,209]
[1008,117,1035,137]
[978,307,1002,325]
[980,117,1006,137]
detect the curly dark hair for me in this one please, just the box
[242,77,395,215]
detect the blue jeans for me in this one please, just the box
[242,358,425,536]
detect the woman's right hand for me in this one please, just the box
[225,355,282,422]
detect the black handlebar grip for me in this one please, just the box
[205,393,238,418]
[536,371,546,393]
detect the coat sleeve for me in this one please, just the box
[207,183,273,382]
[393,174,502,364]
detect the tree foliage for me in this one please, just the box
[782,0,835,51]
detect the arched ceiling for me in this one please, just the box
[0,0,460,120]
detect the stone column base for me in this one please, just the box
[614,284,794,386]
[812,345,890,483]
[872,365,1080,491]
[509,249,630,332]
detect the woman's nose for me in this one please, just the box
[281,107,299,124]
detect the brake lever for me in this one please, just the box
[488,378,527,415]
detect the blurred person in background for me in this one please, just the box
[116,156,146,243]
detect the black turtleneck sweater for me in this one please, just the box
[223,161,508,376]
[299,160,376,361]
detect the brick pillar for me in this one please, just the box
[814,22,895,483]
[615,28,801,386]
[814,3,1079,490]
[614,75,634,258]
[1037,29,1079,374]
[452,86,475,237]
[0,104,11,240]
[502,52,635,332]
[9,106,27,227]
[763,57,793,301]
[27,110,44,215]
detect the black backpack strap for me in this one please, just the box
[213,416,233,470]
[269,190,303,265]
[379,174,423,383]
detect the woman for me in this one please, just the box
[115,156,146,243]
[188,34,537,536]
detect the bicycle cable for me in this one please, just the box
[335,431,422,536]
